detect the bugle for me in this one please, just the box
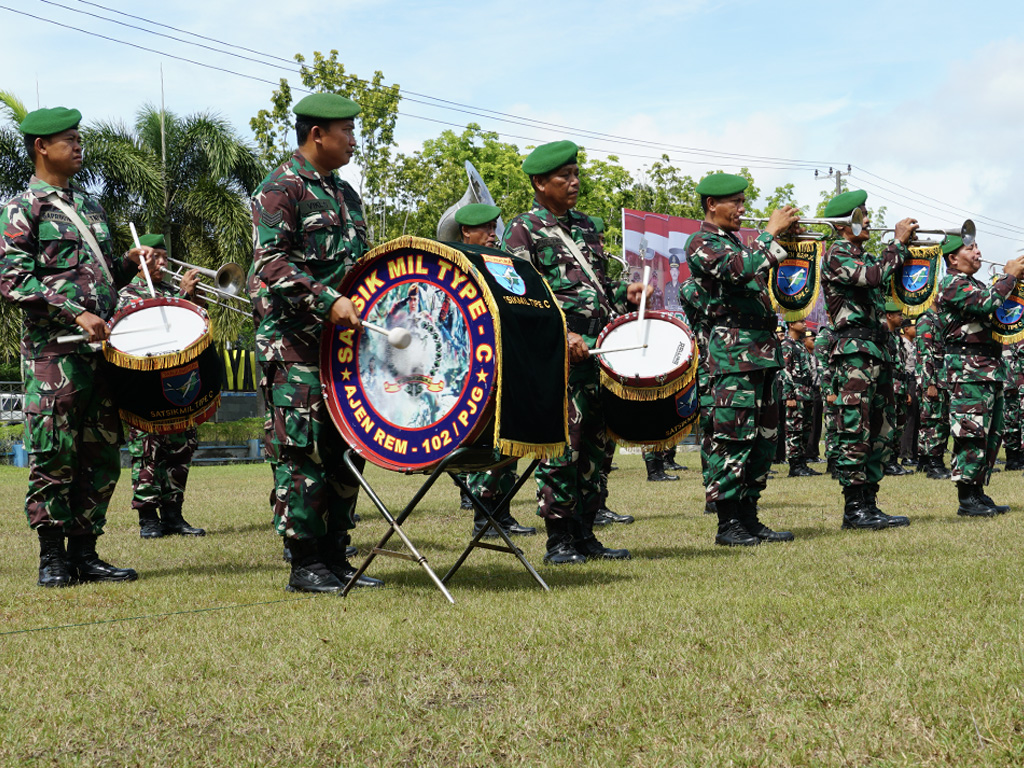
[164,260,251,317]
[741,208,866,239]
[871,219,976,247]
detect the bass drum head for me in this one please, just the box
[596,309,694,387]
[322,239,499,472]
[108,299,208,356]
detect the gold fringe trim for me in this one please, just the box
[771,240,822,319]
[606,421,695,450]
[891,245,942,317]
[495,439,566,461]
[777,239,821,255]
[994,329,1024,344]
[104,332,211,372]
[119,394,220,435]
[363,236,569,459]
[600,358,697,402]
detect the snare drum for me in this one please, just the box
[104,297,222,434]
[596,309,699,448]
[321,236,568,472]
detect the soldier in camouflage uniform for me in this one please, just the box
[684,173,799,546]
[780,318,821,477]
[813,323,840,477]
[678,275,717,514]
[915,307,952,479]
[932,236,1024,515]
[119,234,206,539]
[0,107,155,587]
[250,93,383,592]
[821,189,914,530]
[899,318,920,466]
[1002,341,1024,470]
[502,140,647,565]
[881,302,913,476]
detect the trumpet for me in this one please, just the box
[164,259,251,317]
[741,209,866,240]
[870,219,976,247]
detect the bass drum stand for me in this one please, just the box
[340,447,549,603]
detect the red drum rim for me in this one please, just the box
[595,309,696,389]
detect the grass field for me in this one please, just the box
[1,452,1023,767]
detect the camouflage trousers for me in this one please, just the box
[784,398,814,460]
[260,361,363,539]
[465,462,520,503]
[918,388,951,459]
[703,368,779,504]
[884,388,910,460]
[536,361,605,521]
[950,380,1003,484]
[126,425,198,513]
[823,397,839,463]
[697,371,713,487]
[831,354,894,487]
[22,353,122,534]
[1003,386,1021,455]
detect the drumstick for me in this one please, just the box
[57,325,170,345]
[129,222,170,332]
[590,343,648,356]
[637,265,651,345]
[56,334,102,348]
[362,321,412,349]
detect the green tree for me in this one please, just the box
[250,50,401,243]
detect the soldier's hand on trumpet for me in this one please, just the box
[1004,254,1024,279]
[763,205,801,238]
[893,218,920,245]
[178,268,201,298]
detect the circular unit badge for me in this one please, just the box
[322,238,499,472]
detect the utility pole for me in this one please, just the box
[816,165,852,195]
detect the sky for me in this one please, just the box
[3,0,1024,268]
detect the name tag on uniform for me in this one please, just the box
[297,199,337,217]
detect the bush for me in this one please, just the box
[197,417,263,444]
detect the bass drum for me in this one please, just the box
[323,237,563,473]
[104,297,222,434]
[596,309,699,449]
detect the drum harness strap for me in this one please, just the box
[944,341,1000,357]
[832,326,889,344]
[712,312,776,331]
[541,223,610,336]
[42,191,115,285]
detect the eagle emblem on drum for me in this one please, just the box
[483,256,526,296]
[161,364,201,406]
[902,264,930,292]
[777,263,809,296]
[997,296,1024,325]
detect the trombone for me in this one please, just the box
[740,209,866,240]
[164,258,251,317]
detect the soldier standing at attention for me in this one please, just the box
[932,236,1024,516]
[1001,340,1024,471]
[250,93,382,593]
[120,234,206,539]
[915,306,952,479]
[814,323,840,477]
[679,275,717,513]
[781,318,821,477]
[882,301,913,476]
[453,203,536,539]
[684,173,799,546]
[0,106,156,586]
[502,140,648,565]
[821,190,914,530]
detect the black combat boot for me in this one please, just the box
[883,460,911,476]
[645,455,678,482]
[864,483,910,527]
[542,517,586,565]
[594,507,634,525]
[977,489,1009,515]
[1004,447,1023,471]
[738,498,794,542]
[572,511,630,561]
[788,459,818,477]
[925,457,951,480]
[957,483,998,517]
[37,526,72,588]
[160,501,205,537]
[841,486,889,530]
[471,503,502,538]
[67,534,138,583]
[704,501,717,515]
[285,537,344,593]
[137,508,164,539]
[322,533,383,588]
[714,501,760,546]
[662,449,685,471]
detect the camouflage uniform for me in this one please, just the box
[250,150,368,541]
[685,222,787,506]
[679,278,713,488]
[0,177,137,534]
[916,308,951,467]
[814,324,839,469]
[1001,342,1023,466]
[933,270,1016,484]
[503,201,630,526]
[882,327,913,467]
[119,276,199,522]
[780,334,815,462]
[821,238,906,488]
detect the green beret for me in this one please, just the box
[885,301,902,313]
[454,203,501,227]
[522,140,578,175]
[695,173,748,197]
[590,216,605,234]
[823,189,868,218]
[293,93,360,121]
[138,234,165,249]
[20,107,81,137]
[941,235,964,256]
